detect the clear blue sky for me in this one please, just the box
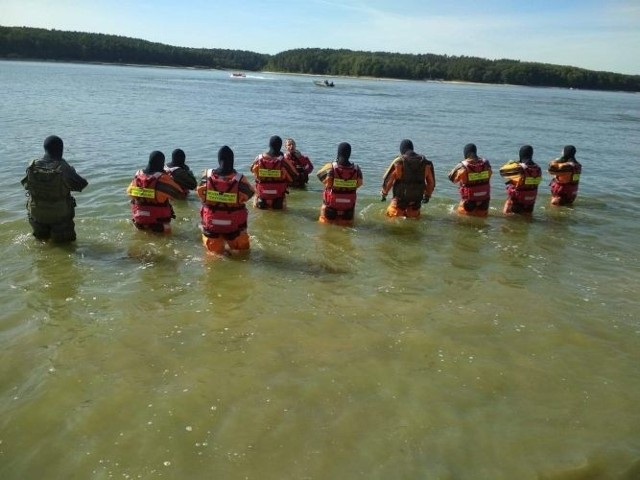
[3,0,639,75]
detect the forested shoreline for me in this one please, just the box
[2,26,639,92]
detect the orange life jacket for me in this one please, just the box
[550,160,581,198]
[459,158,491,202]
[255,154,288,199]
[507,162,542,205]
[323,162,359,210]
[201,170,248,234]
[129,171,172,224]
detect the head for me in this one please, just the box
[268,135,283,156]
[562,145,576,160]
[170,148,186,167]
[463,143,477,160]
[284,138,297,154]
[399,139,414,155]
[336,142,352,164]
[43,135,64,159]
[216,145,235,175]
[519,145,534,162]
[144,150,165,174]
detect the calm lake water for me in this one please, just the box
[1,60,640,479]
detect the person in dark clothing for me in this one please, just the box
[21,135,89,242]
[165,148,197,197]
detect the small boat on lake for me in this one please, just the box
[314,80,335,87]
[230,72,246,78]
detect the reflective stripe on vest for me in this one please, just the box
[333,178,357,189]
[129,186,156,199]
[524,176,542,186]
[204,171,242,205]
[258,168,282,178]
[206,191,238,203]
[467,170,490,182]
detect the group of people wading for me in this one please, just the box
[22,135,582,255]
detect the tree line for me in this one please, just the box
[1,26,639,92]
[0,26,267,71]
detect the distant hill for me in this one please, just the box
[1,26,638,92]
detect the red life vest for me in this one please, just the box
[323,162,359,210]
[550,161,581,199]
[286,152,311,186]
[255,154,288,199]
[201,170,248,234]
[508,163,542,205]
[129,171,172,225]
[459,158,491,202]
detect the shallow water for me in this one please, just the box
[1,61,640,479]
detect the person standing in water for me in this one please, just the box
[165,148,197,197]
[448,143,492,217]
[499,145,542,215]
[317,142,363,226]
[380,139,435,218]
[251,135,298,209]
[21,135,88,242]
[548,145,582,206]
[197,146,255,255]
[284,138,314,188]
[126,150,184,233]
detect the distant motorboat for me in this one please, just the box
[314,80,335,87]
[230,72,246,78]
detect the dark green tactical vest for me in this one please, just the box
[393,154,427,206]
[23,160,73,222]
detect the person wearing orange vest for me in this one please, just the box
[448,143,492,217]
[250,135,298,209]
[196,146,255,255]
[317,142,364,226]
[284,137,314,188]
[548,145,582,206]
[164,148,197,198]
[126,150,185,233]
[380,139,435,218]
[499,145,543,215]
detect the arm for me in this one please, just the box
[316,163,332,185]
[381,158,400,197]
[356,166,364,189]
[238,175,256,202]
[499,161,522,184]
[196,184,207,202]
[156,174,188,201]
[448,163,464,183]
[301,154,314,174]
[60,160,89,192]
[281,155,300,183]
[424,161,435,199]
[173,168,198,191]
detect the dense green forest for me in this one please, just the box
[2,26,639,92]
[0,26,267,71]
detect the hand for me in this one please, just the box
[380,194,387,202]
[422,196,430,204]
